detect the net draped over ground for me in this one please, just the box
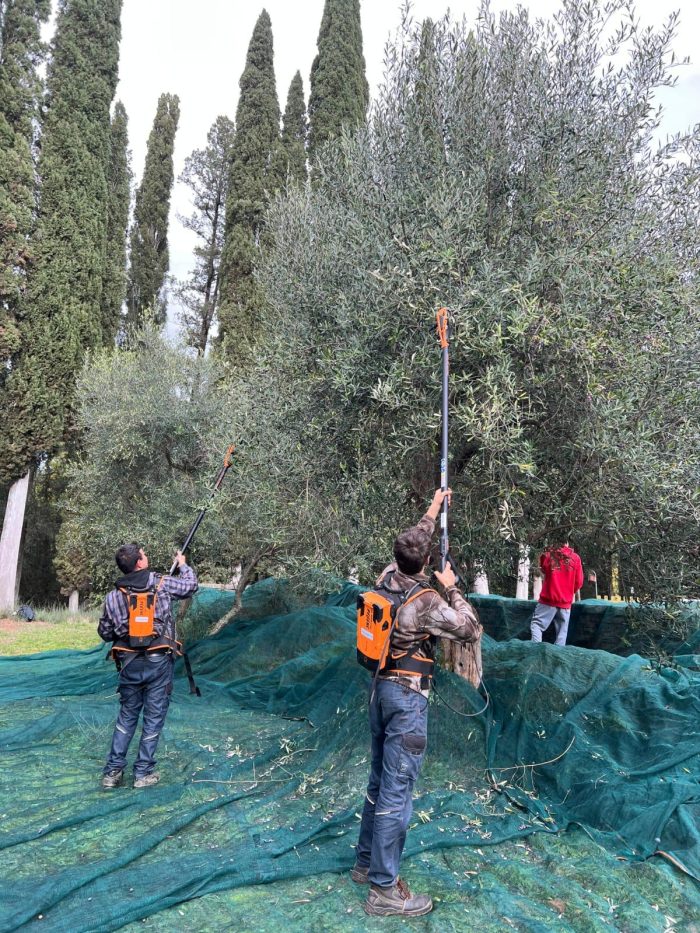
[0,580,698,932]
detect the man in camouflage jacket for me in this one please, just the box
[353,489,482,917]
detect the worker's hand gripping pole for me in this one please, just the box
[169,445,235,575]
[436,308,450,572]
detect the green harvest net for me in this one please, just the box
[0,580,698,932]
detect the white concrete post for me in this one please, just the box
[516,544,530,600]
[472,561,490,594]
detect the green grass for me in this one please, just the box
[0,608,99,656]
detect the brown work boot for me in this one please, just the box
[350,862,369,884]
[364,878,433,917]
[101,769,123,789]
[133,771,160,788]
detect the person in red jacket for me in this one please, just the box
[530,543,583,645]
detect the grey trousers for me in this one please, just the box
[530,602,570,645]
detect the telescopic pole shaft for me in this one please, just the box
[169,445,235,575]
[436,308,450,572]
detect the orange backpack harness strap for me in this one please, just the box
[382,588,436,680]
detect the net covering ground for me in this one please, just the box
[0,580,698,932]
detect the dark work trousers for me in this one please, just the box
[104,652,174,777]
[355,678,428,887]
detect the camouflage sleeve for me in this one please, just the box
[416,513,436,538]
[160,563,199,600]
[419,588,482,644]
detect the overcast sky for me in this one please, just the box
[97,1,700,328]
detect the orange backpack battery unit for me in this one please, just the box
[121,578,165,648]
[357,575,431,675]
[357,590,395,672]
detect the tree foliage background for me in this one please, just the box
[53,0,700,608]
[247,1,700,597]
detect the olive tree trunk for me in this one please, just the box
[442,636,483,688]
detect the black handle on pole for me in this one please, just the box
[436,308,450,572]
[169,445,235,575]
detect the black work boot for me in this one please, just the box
[364,878,433,916]
[350,862,369,884]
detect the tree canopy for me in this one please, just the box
[278,71,308,186]
[101,100,131,343]
[250,2,700,597]
[0,0,50,375]
[308,0,368,166]
[176,115,234,355]
[0,0,123,485]
[218,10,282,359]
[126,92,180,328]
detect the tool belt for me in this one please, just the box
[107,637,200,696]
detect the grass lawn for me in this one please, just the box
[0,608,99,655]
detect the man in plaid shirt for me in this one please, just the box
[98,543,198,789]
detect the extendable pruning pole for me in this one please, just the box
[169,445,235,574]
[436,307,450,573]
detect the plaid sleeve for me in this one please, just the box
[159,563,199,600]
[97,599,114,642]
[98,590,129,641]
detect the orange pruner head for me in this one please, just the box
[223,444,235,468]
[436,307,449,349]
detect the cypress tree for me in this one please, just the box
[126,92,180,328]
[0,0,122,607]
[278,71,307,186]
[308,0,368,165]
[101,100,131,343]
[218,10,282,355]
[0,0,50,374]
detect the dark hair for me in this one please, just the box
[115,542,141,574]
[546,544,572,570]
[393,526,431,575]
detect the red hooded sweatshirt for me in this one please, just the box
[539,546,584,610]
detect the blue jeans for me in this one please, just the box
[530,602,571,645]
[356,678,428,887]
[104,653,173,777]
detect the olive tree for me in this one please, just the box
[56,328,249,598]
[249,0,700,599]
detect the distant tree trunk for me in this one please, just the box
[516,544,530,599]
[473,561,489,594]
[611,553,621,600]
[68,589,80,612]
[0,468,34,609]
[532,570,543,601]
